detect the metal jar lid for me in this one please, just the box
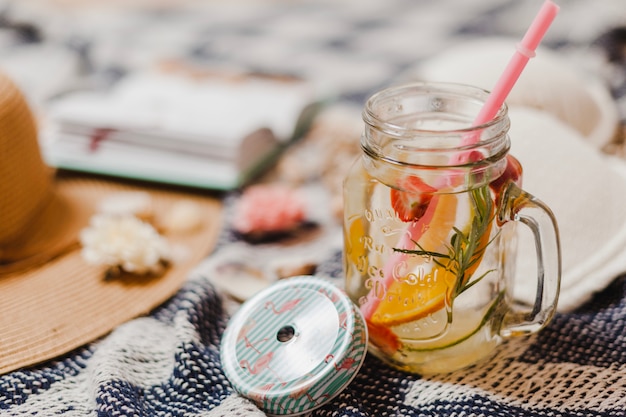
[220,275,368,416]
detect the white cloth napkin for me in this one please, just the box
[509,107,626,311]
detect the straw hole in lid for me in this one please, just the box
[276,324,297,343]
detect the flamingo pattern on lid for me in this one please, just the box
[220,276,368,415]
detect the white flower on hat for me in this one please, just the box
[80,214,170,275]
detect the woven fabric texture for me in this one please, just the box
[2,253,625,416]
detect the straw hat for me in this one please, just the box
[0,72,222,374]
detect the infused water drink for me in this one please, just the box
[343,82,560,374]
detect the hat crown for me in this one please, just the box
[0,72,52,245]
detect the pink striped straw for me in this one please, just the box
[361,0,560,321]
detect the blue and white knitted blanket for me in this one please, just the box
[1,0,626,415]
[2,259,625,416]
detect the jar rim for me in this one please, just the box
[362,81,509,139]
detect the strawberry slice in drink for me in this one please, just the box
[366,321,400,356]
[390,175,437,222]
[490,154,522,194]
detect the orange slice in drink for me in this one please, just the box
[345,217,366,267]
[369,265,457,327]
[370,193,460,327]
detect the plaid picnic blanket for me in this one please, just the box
[1,0,626,415]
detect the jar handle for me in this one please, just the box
[498,182,561,337]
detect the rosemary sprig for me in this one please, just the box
[393,185,497,300]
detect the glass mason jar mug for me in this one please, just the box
[343,82,561,374]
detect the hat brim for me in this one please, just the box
[0,171,222,374]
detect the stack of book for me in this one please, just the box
[42,71,322,190]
